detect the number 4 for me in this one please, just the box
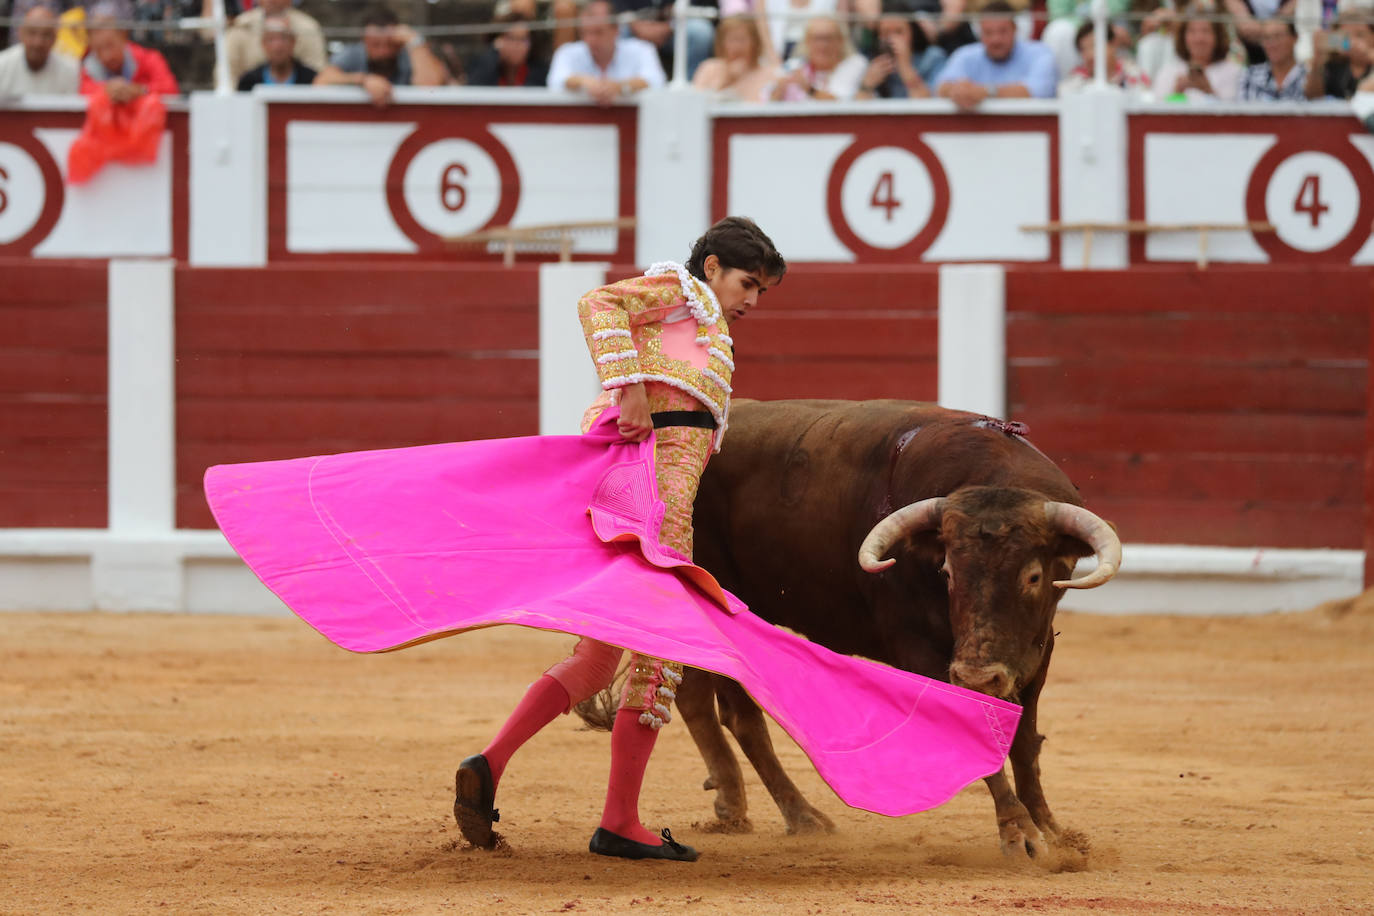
[870,171,900,222]
[1293,174,1328,229]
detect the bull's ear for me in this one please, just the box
[905,530,945,564]
[1054,533,1095,562]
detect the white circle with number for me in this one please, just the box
[402,139,502,237]
[0,142,46,245]
[839,146,933,250]
[1263,152,1359,253]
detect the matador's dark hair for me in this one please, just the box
[686,217,787,283]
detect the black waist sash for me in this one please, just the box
[650,410,717,430]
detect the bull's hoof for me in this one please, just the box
[783,803,836,835]
[998,817,1049,861]
[694,816,754,834]
[711,797,749,825]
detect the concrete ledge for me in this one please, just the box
[0,529,288,615]
[1059,546,1363,615]
[0,529,1361,617]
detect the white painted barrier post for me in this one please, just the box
[937,263,1007,419]
[539,262,610,435]
[635,88,711,265]
[189,92,267,266]
[1058,88,1128,269]
[96,259,181,610]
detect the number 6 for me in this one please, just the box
[441,163,467,213]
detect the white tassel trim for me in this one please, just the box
[702,367,732,393]
[596,349,639,365]
[707,347,735,371]
[601,372,649,390]
[645,260,723,330]
[591,328,633,341]
[718,334,734,347]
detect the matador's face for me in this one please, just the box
[707,264,776,324]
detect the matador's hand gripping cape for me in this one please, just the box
[204,408,1020,818]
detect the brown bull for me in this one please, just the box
[677,399,1121,858]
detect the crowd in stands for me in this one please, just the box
[3,0,1373,104]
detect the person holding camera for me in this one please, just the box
[1306,11,1373,99]
[1239,17,1306,101]
[855,13,946,98]
[1152,3,1240,101]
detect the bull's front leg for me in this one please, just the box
[715,679,835,834]
[676,668,753,832]
[985,647,1060,860]
[983,766,1049,860]
[1009,649,1064,846]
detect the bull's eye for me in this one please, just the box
[1028,573,1041,586]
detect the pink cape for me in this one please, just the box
[203,410,1021,818]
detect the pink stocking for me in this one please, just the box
[598,707,662,845]
[481,675,570,788]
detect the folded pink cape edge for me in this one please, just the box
[203,408,1022,819]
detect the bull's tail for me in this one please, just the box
[571,664,630,731]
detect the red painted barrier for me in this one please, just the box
[0,260,108,527]
[727,265,941,402]
[174,263,541,529]
[1007,266,1370,550]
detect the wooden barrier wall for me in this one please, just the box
[0,260,108,528]
[5,259,1367,550]
[604,265,941,402]
[173,264,541,529]
[1007,267,1369,549]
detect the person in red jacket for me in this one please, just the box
[79,8,179,100]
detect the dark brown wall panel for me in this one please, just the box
[175,264,541,529]
[0,260,108,527]
[1006,266,1369,548]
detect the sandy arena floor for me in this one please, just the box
[2,596,1372,915]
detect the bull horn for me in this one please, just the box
[1044,502,1122,589]
[858,498,947,573]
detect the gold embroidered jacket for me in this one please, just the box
[578,261,735,449]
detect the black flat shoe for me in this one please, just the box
[589,827,699,862]
[454,754,499,849]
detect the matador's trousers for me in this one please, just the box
[543,383,714,728]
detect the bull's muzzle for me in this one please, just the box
[948,661,1017,700]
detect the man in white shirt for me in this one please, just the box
[547,0,666,104]
[223,0,327,88]
[0,5,79,97]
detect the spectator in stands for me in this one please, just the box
[0,4,80,95]
[223,0,325,88]
[1133,0,1180,87]
[79,3,179,97]
[236,11,316,89]
[1239,17,1307,99]
[1152,4,1240,100]
[768,14,869,99]
[547,0,666,102]
[315,5,448,106]
[934,0,1057,108]
[854,12,945,98]
[1059,18,1149,92]
[1222,0,1295,67]
[1306,11,1373,98]
[692,14,778,100]
[468,11,549,86]
[768,0,882,61]
[1040,0,1135,79]
[613,0,715,79]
